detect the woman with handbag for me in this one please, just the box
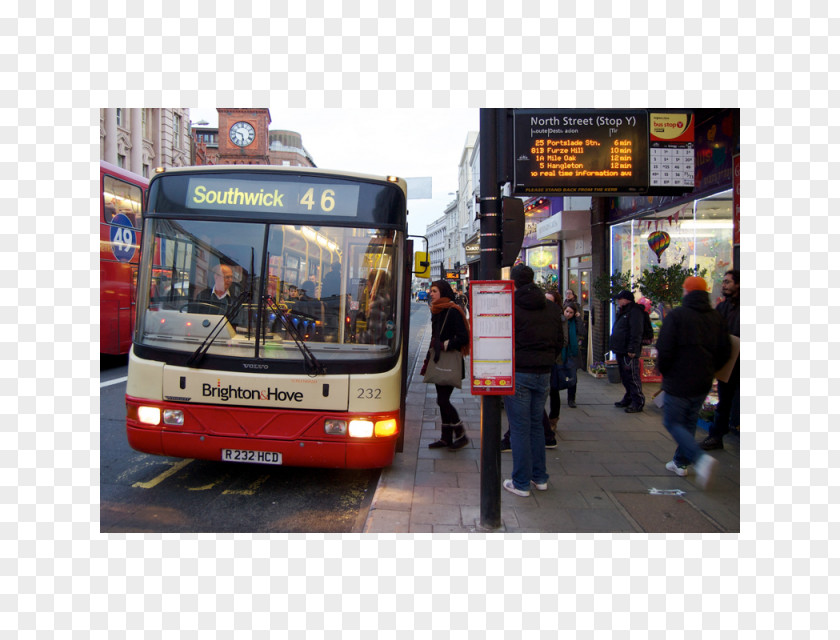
[420,280,470,450]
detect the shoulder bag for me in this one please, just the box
[422,310,463,388]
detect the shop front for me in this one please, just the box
[605,108,738,382]
[536,205,593,370]
[519,197,558,286]
[607,109,738,303]
[609,189,735,302]
[464,231,480,287]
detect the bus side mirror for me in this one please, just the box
[414,251,431,278]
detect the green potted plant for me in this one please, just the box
[637,256,708,309]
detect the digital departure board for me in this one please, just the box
[513,109,649,195]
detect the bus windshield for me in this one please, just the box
[136,218,403,364]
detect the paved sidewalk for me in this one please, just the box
[364,330,740,533]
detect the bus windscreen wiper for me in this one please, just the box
[185,288,250,368]
[263,295,326,376]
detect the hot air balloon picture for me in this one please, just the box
[647,230,671,263]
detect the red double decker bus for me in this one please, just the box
[100,161,148,356]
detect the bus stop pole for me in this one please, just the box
[478,108,502,531]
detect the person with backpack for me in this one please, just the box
[609,290,646,413]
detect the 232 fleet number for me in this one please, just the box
[356,387,382,399]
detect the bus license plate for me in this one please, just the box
[221,449,282,465]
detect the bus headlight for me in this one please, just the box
[137,406,161,426]
[346,419,397,438]
[324,419,347,435]
[163,410,184,426]
[374,419,398,437]
[348,420,374,438]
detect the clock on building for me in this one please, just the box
[229,121,256,147]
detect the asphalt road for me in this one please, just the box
[100,301,431,533]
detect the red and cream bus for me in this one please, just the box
[126,165,421,468]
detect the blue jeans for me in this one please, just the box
[662,392,706,467]
[503,372,550,491]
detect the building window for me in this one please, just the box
[143,164,149,178]
[116,109,123,127]
[117,154,126,168]
[140,109,152,139]
[173,115,181,149]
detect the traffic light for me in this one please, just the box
[501,196,525,268]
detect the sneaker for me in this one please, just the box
[503,479,530,497]
[500,439,511,452]
[665,460,688,477]
[700,436,724,451]
[614,401,630,408]
[545,437,558,449]
[694,453,719,490]
[531,479,548,491]
[624,405,643,413]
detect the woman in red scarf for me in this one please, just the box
[421,280,471,449]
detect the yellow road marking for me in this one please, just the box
[222,474,271,496]
[188,474,231,492]
[132,459,194,489]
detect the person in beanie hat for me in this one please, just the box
[501,264,564,497]
[609,290,646,412]
[421,279,471,450]
[656,275,731,489]
[682,276,708,292]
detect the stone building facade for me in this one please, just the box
[99,108,191,177]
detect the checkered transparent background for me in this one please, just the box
[3,0,836,636]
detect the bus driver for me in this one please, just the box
[195,264,235,315]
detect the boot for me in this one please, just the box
[428,425,454,449]
[567,388,577,408]
[448,422,469,450]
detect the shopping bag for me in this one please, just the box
[652,388,665,409]
[715,335,740,383]
[422,349,463,388]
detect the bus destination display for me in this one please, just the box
[513,109,649,195]
[185,177,361,217]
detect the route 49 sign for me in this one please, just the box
[109,213,137,262]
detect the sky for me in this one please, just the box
[189,108,480,238]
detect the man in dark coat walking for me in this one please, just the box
[609,290,646,412]
[656,276,731,489]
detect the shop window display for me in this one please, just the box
[610,189,734,304]
[608,190,734,377]
[526,244,559,288]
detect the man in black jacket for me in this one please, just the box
[501,265,564,498]
[609,290,646,412]
[656,276,731,490]
[701,269,739,450]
